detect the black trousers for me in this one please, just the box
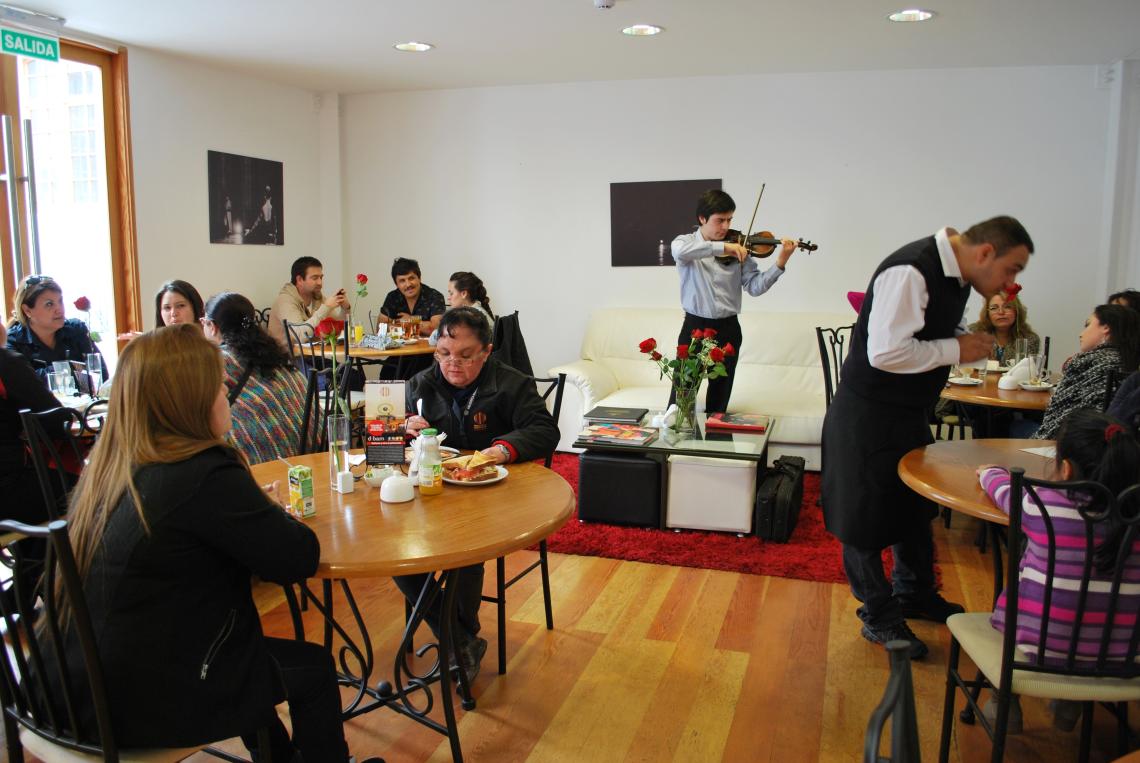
[393,564,485,645]
[667,313,743,414]
[240,637,350,763]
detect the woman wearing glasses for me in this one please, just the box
[967,291,1040,365]
[5,275,106,380]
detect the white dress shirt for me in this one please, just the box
[865,227,973,374]
[671,228,783,319]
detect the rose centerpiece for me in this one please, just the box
[639,329,734,434]
[314,317,351,487]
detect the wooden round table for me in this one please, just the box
[897,438,1056,525]
[346,338,436,362]
[939,371,1053,411]
[250,452,574,577]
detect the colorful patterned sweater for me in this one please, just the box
[222,350,307,465]
[981,467,1140,665]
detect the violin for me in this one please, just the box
[714,183,819,263]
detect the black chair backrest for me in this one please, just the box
[257,307,271,329]
[19,408,86,520]
[367,309,385,335]
[815,324,854,409]
[1042,335,1051,372]
[532,373,566,468]
[80,399,109,438]
[299,367,349,455]
[1000,468,1140,683]
[862,641,920,763]
[1105,367,1129,411]
[0,518,117,758]
[491,311,534,377]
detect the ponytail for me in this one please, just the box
[449,271,493,318]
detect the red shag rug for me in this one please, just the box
[543,453,852,584]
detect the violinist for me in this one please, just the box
[670,189,796,413]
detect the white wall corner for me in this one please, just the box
[316,91,346,284]
[1099,59,1140,292]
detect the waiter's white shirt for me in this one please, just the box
[866,227,972,374]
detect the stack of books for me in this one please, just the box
[578,422,659,446]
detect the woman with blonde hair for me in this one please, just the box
[968,291,1040,365]
[57,324,380,762]
[5,274,105,380]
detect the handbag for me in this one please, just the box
[754,455,806,543]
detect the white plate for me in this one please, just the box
[406,446,461,461]
[443,465,508,486]
[947,377,983,386]
[1018,381,1054,391]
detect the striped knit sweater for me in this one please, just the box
[222,350,307,465]
[1034,344,1123,439]
[981,467,1140,665]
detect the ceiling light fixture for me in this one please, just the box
[887,9,935,22]
[622,24,663,36]
[0,3,66,35]
[393,41,433,52]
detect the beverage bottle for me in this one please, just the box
[417,428,443,495]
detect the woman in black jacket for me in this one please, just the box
[5,274,106,380]
[59,324,380,762]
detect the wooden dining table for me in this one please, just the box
[345,338,436,363]
[249,450,573,762]
[898,438,1057,600]
[939,370,1053,411]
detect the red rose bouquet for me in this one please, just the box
[638,328,734,432]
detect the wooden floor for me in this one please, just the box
[12,515,1136,762]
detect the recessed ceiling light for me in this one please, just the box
[622,24,663,36]
[888,9,935,22]
[393,41,433,52]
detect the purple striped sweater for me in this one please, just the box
[980,467,1140,665]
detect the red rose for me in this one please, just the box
[73,296,91,311]
[639,338,657,354]
[650,351,662,361]
[1004,283,1022,301]
[709,347,725,362]
[691,328,703,339]
[676,345,689,359]
[315,318,344,340]
[356,273,368,284]
[723,342,736,356]
[703,328,718,339]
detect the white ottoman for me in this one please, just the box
[665,455,758,534]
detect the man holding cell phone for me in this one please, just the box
[267,256,351,349]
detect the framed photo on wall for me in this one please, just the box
[207,150,285,245]
[609,178,721,267]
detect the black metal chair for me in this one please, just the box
[1042,335,1051,372]
[256,307,271,329]
[938,469,1140,762]
[479,373,566,675]
[815,324,854,410]
[864,641,920,763]
[0,518,271,762]
[19,407,86,520]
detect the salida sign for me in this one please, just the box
[0,27,59,63]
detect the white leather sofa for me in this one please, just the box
[547,308,853,470]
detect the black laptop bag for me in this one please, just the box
[754,455,806,543]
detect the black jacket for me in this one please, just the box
[406,357,558,462]
[0,347,62,477]
[1108,370,1140,433]
[68,446,319,747]
[6,319,106,379]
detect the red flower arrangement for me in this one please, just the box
[355,273,368,299]
[314,318,349,418]
[72,296,100,342]
[638,332,733,432]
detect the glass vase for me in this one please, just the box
[672,383,699,435]
[327,414,350,482]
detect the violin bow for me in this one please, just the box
[743,183,766,244]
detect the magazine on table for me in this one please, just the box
[704,412,770,432]
[578,422,659,446]
[582,406,648,424]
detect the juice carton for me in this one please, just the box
[287,464,315,519]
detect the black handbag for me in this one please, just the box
[754,455,806,543]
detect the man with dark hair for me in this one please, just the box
[379,257,446,336]
[670,189,797,412]
[1109,288,1140,313]
[823,215,1033,659]
[267,256,350,348]
[395,306,559,680]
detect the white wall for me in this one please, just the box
[129,48,340,326]
[342,66,1112,377]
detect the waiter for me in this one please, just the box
[670,189,796,413]
[822,216,1033,659]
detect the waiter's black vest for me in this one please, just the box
[841,236,971,408]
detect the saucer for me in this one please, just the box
[1018,381,1054,391]
[948,377,983,386]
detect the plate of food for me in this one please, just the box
[405,445,460,462]
[1018,381,1054,391]
[948,376,983,386]
[441,453,507,485]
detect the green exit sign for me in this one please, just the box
[0,27,59,62]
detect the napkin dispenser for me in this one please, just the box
[997,358,1031,389]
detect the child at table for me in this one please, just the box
[977,409,1140,732]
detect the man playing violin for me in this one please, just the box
[670,189,796,413]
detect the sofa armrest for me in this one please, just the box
[547,359,618,411]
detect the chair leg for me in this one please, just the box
[404,599,414,653]
[539,540,553,631]
[938,637,960,763]
[942,506,952,529]
[1117,702,1129,757]
[496,556,507,675]
[1077,701,1094,763]
[4,711,24,763]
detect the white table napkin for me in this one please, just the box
[997,358,1031,389]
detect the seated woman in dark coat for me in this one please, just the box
[5,275,105,380]
[57,324,381,762]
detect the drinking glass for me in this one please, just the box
[85,353,103,396]
[327,414,350,481]
[50,362,75,396]
[1014,338,1029,365]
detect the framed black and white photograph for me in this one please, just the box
[207,150,284,245]
[609,178,721,267]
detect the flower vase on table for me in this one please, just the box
[327,414,352,493]
[638,329,733,436]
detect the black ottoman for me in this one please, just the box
[578,451,660,527]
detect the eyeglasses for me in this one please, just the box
[988,305,1014,313]
[434,351,484,367]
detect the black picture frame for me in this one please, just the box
[609,179,721,267]
[207,150,285,245]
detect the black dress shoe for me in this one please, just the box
[457,636,488,683]
[860,621,929,660]
[899,595,965,623]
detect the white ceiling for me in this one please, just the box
[14,0,1140,93]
